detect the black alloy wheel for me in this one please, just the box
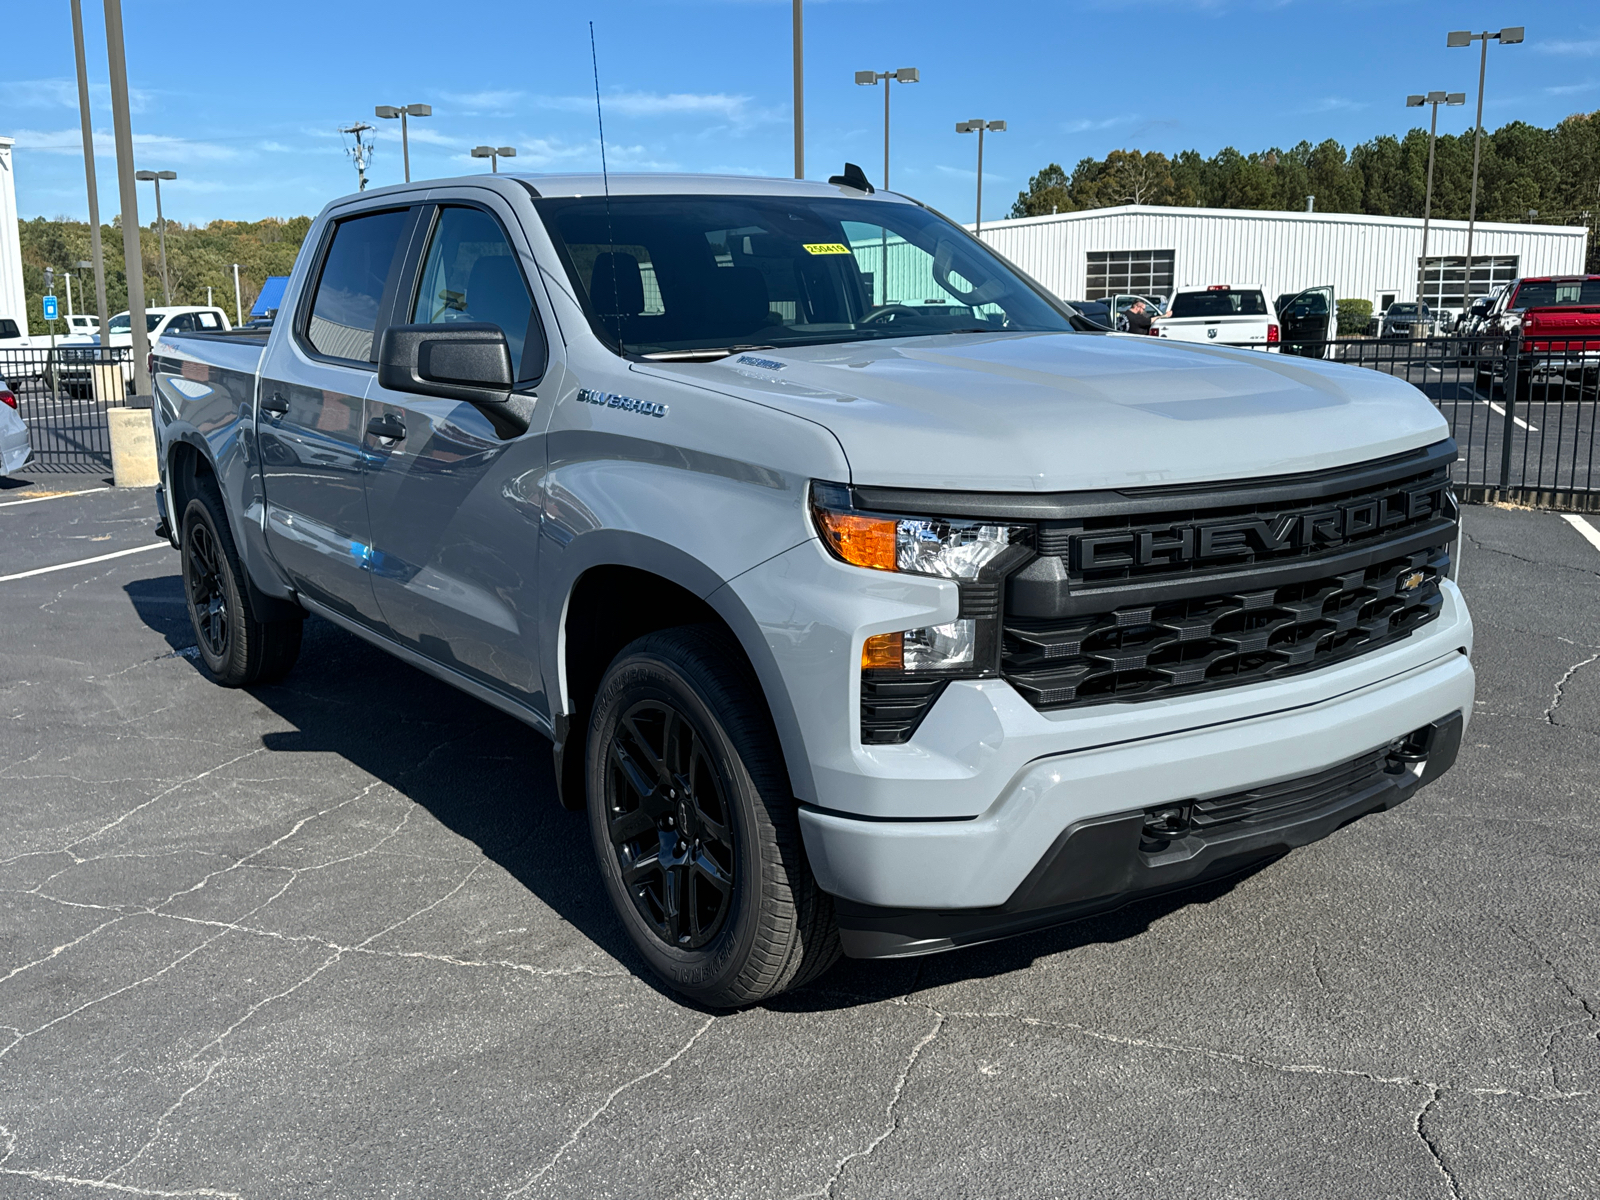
[605,700,735,949]
[180,485,303,688]
[586,625,840,1007]
[185,519,230,662]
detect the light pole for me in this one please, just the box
[956,119,1006,234]
[135,170,177,305]
[375,104,431,183]
[103,0,151,396]
[232,264,242,327]
[70,0,109,339]
[792,0,804,178]
[1405,91,1464,312]
[1448,26,1523,307]
[471,146,517,173]
[853,67,919,191]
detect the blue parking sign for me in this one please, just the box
[42,294,58,321]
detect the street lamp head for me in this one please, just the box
[1446,30,1472,47]
[894,68,919,83]
[75,260,92,271]
[1425,91,1448,103]
[157,170,177,180]
[955,121,975,133]
[1497,26,1524,44]
[405,104,432,117]
[987,120,1006,132]
[854,70,878,86]
[497,147,516,158]
[471,146,494,158]
[375,105,401,119]
[1447,93,1466,105]
[134,170,156,181]
[1407,95,1425,107]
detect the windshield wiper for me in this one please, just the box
[640,345,775,362]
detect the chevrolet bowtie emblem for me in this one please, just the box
[1399,570,1426,592]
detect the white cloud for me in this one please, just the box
[1544,80,1598,95]
[438,89,526,112]
[10,128,239,163]
[534,89,778,129]
[2,78,154,113]
[932,164,1007,183]
[1536,39,1600,57]
[1062,115,1136,134]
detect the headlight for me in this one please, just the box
[809,482,1027,581]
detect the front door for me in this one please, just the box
[1279,285,1336,359]
[258,205,417,625]
[363,199,553,705]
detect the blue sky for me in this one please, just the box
[4,0,1598,227]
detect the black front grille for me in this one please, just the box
[1003,544,1448,709]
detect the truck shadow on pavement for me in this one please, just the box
[126,573,1268,1012]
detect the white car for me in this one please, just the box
[1,379,31,475]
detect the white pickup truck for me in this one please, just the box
[1155,284,1336,358]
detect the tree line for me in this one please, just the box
[1009,110,1600,267]
[15,214,311,333]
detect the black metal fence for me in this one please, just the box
[1,346,134,474]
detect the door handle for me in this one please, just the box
[260,392,289,415]
[366,413,406,441]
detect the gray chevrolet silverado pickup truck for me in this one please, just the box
[150,170,1474,1006]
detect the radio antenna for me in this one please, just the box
[590,22,622,351]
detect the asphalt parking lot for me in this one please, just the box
[1,484,1598,1199]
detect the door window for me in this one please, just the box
[410,206,543,380]
[306,209,410,362]
[165,313,195,333]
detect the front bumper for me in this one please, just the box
[830,709,1462,959]
[797,641,1473,949]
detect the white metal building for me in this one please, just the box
[972,203,1590,313]
[0,136,27,338]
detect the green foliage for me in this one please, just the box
[1010,110,1600,256]
[15,214,311,333]
[1336,298,1374,336]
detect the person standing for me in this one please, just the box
[1124,299,1156,336]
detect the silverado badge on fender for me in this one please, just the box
[576,389,668,418]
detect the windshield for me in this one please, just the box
[1512,280,1600,308]
[1168,289,1268,318]
[1388,304,1422,316]
[534,194,1073,356]
[107,313,163,333]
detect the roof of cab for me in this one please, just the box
[502,171,908,200]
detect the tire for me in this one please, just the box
[586,624,840,1007]
[180,484,303,687]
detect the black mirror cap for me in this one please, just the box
[376,323,530,437]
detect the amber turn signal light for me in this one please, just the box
[816,511,897,572]
[861,631,904,671]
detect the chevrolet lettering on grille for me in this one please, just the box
[1072,478,1453,571]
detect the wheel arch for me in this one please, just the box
[548,531,815,813]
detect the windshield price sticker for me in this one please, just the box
[803,243,851,256]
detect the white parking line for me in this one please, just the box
[0,542,170,583]
[1563,513,1600,555]
[0,487,107,508]
[1474,390,1538,432]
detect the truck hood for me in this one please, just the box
[635,332,1449,492]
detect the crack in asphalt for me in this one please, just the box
[1462,528,1600,579]
[1414,1088,1462,1199]
[101,862,486,1187]
[504,1014,717,1197]
[1546,650,1600,725]
[798,998,947,1200]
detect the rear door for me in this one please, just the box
[258,203,421,625]
[361,194,554,704]
[1278,285,1335,358]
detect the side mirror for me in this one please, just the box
[376,323,531,437]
